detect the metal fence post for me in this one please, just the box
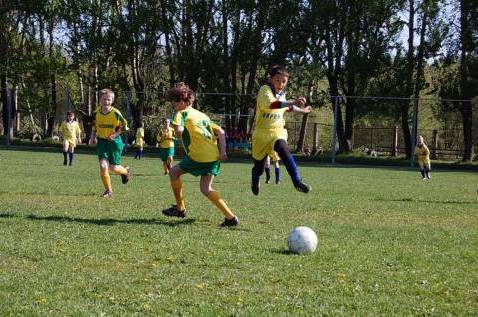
[331,96,339,164]
[410,98,419,167]
[6,88,12,146]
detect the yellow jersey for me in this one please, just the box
[157,126,175,148]
[92,106,128,140]
[59,120,81,141]
[135,127,145,145]
[173,107,220,163]
[251,85,288,160]
[415,144,430,164]
[254,85,289,132]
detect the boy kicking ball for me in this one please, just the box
[161,84,239,227]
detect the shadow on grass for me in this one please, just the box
[0,211,195,227]
[270,248,295,255]
[0,212,16,218]
[373,197,477,205]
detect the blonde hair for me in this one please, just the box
[100,88,115,99]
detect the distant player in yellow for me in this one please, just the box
[59,111,81,166]
[251,65,311,195]
[157,118,175,175]
[134,121,145,159]
[415,135,431,180]
[88,89,131,198]
[161,84,239,226]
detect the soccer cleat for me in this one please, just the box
[63,160,67,166]
[162,205,187,218]
[295,181,311,193]
[121,166,131,184]
[221,216,239,227]
[265,179,270,184]
[101,190,113,198]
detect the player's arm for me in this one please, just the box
[213,125,228,161]
[172,112,184,137]
[290,104,312,114]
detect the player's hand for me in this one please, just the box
[108,133,118,141]
[219,152,228,161]
[302,106,312,113]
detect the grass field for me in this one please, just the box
[0,148,477,316]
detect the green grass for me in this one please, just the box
[0,149,477,316]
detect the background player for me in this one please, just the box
[88,89,131,198]
[58,111,81,166]
[157,118,175,175]
[415,135,431,180]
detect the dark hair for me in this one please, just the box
[268,65,289,78]
[66,111,74,116]
[166,83,195,104]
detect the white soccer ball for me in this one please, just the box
[287,226,318,254]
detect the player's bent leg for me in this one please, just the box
[274,140,311,193]
[109,165,130,184]
[163,165,187,217]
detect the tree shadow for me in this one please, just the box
[373,197,477,205]
[0,211,195,227]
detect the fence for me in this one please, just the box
[1,87,476,162]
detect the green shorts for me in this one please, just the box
[159,147,175,162]
[179,156,220,176]
[97,138,124,165]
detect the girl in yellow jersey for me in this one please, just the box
[88,89,131,198]
[59,111,82,166]
[251,65,312,195]
[415,135,431,180]
[161,83,239,227]
[157,118,175,175]
[134,121,145,159]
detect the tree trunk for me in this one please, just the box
[1,75,7,135]
[46,74,57,137]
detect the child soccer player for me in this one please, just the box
[157,118,175,175]
[161,84,239,227]
[264,154,281,184]
[251,65,311,195]
[59,111,82,166]
[88,88,131,198]
[134,121,145,159]
[415,135,431,180]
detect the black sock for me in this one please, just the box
[68,152,74,165]
[63,152,67,165]
[265,168,271,181]
[420,169,425,178]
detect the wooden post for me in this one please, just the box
[391,125,398,157]
[431,129,438,159]
[312,123,319,153]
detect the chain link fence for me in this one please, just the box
[1,88,476,161]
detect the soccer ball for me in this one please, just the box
[287,226,318,254]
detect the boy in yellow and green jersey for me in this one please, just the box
[88,88,131,198]
[161,83,239,227]
[157,118,175,175]
[415,135,431,180]
[59,111,82,166]
[134,122,145,159]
